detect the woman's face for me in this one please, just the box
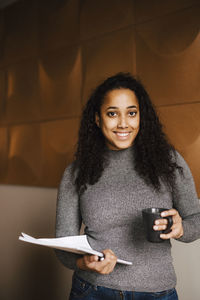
[95,88,140,151]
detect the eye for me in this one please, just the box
[129,111,137,117]
[107,111,117,117]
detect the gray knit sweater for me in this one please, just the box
[55,148,200,292]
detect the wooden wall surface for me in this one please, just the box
[0,0,199,195]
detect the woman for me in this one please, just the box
[55,73,200,300]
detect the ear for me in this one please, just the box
[95,113,100,127]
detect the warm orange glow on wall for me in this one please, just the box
[0,0,199,196]
[7,71,14,98]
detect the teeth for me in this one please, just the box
[116,133,129,136]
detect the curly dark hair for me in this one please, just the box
[73,72,182,195]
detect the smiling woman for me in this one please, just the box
[95,88,140,150]
[55,73,200,300]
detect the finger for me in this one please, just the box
[153,224,167,231]
[154,218,168,225]
[161,209,178,218]
[160,232,173,239]
[87,252,111,267]
[161,209,181,224]
[97,249,117,274]
[84,249,117,274]
[101,250,116,265]
[103,249,115,257]
[91,255,99,262]
[85,254,99,263]
[83,255,99,269]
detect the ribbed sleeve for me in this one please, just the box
[55,164,82,270]
[172,152,200,243]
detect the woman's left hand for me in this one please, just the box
[153,209,184,240]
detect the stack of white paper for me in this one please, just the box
[19,233,132,265]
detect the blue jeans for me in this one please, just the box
[69,274,178,300]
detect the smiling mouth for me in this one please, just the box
[114,132,131,139]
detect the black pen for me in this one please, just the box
[98,254,105,261]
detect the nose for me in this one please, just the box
[117,115,128,128]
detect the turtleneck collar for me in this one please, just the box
[105,146,135,165]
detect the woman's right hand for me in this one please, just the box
[76,249,117,275]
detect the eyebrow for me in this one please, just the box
[106,105,137,110]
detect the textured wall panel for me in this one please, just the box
[82,27,136,103]
[135,0,200,23]
[0,126,8,182]
[39,46,82,119]
[41,118,80,187]
[136,5,200,106]
[39,0,80,52]
[0,69,6,124]
[5,60,41,124]
[0,10,3,39]
[0,10,4,63]
[80,0,134,40]
[1,1,200,192]
[158,103,200,196]
[6,124,42,186]
[3,0,38,64]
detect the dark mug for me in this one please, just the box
[142,208,173,243]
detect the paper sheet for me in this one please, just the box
[19,233,132,265]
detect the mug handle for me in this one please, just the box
[163,216,173,234]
